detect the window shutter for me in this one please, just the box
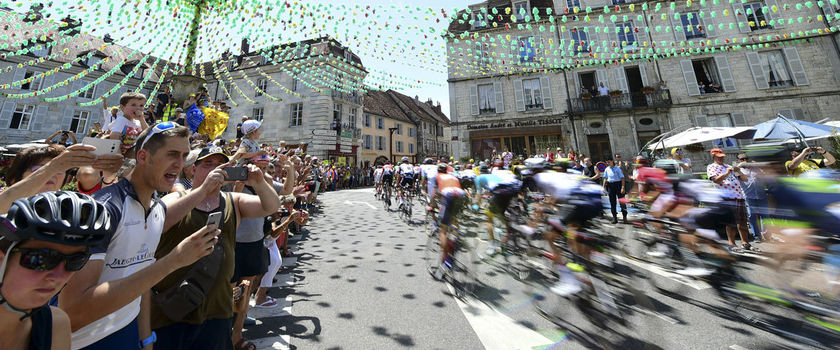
[825,2,837,20]
[701,8,717,38]
[41,73,54,92]
[513,79,526,112]
[671,12,687,42]
[694,114,709,127]
[680,59,701,96]
[783,47,809,86]
[539,76,553,110]
[730,112,747,126]
[613,67,629,92]
[793,108,807,121]
[732,4,752,33]
[595,69,608,88]
[562,28,573,54]
[61,109,74,131]
[31,105,48,131]
[12,69,25,87]
[469,84,479,115]
[778,108,793,119]
[745,52,770,90]
[638,64,649,86]
[573,72,582,97]
[765,0,784,28]
[0,101,15,128]
[592,26,604,53]
[493,81,504,113]
[713,56,737,92]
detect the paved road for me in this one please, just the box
[245,188,840,350]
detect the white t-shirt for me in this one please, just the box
[73,179,166,349]
[597,86,609,96]
[108,115,142,152]
[373,168,383,182]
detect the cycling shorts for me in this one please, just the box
[486,183,520,217]
[382,174,393,185]
[439,190,467,226]
[558,201,601,227]
[399,176,415,189]
[459,177,475,191]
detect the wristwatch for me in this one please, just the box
[139,331,156,349]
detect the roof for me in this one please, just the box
[363,90,412,123]
[386,90,450,126]
[447,0,555,34]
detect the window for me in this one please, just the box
[611,0,626,4]
[478,84,496,114]
[692,59,723,93]
[21,71,42,91]
[513,1,529,21]
[81,55,99,68]
[363,135,372,149]
[777,108,807,121]
[616,22,636,48]
[349,108,357,129]
[294,45,307,58]
[744,2,770,31]
[364,114,371,127]
[376,136,386,151]
[256,79,267,97]
[8,105,34,129]
[472,41,488,64]
[291,78,298,92]
[571,29,589,54]
[133,66,145,80]
[376,116,384,130]
[567,0,580,7]
[80,80,95,99]
[472,11,486,29]
[289,103,303,127]
[519,36,536,62]
[409,143,415,154]
[759,50,793,88]
[408,127,415,137]
[69,111,89,134]
[333,103,342,124]
[252,107,264,121]
[680,12,705,40]
[260,55,270,65]
[396,141,404,153]
[228,59,237,71]
[522,78,543,110]
[395,123,402,135]
[25,41,49,58]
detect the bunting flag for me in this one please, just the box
[185,103,205,133]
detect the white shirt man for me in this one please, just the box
[597,83,609,96]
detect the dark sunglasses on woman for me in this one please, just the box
[12,247,91,272]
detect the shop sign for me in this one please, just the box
[466,117,564,130]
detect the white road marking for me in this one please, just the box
[343,200,376,209]
[613,255,711,290]
[446,284,556,350]
[729,345,751,350]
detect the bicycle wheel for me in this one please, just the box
[425,210,438,237]
[424,230,442,277]
[451,232,480,298]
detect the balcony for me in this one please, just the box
[569,90,672,114]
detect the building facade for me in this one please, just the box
[0,9,160,145]
[204,37,367,166]
[447,0,840,169]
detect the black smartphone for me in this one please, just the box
[224,166,248,181]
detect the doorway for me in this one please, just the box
[625,66,646,107]
[587,134,613,162]
[579,72,597,94]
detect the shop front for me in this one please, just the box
[467,117,569,160]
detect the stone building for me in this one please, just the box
[360,90,451,167]
[203,37,367,166]
[447,0,840,169]
[0,9,160,145]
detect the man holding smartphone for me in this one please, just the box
[151,146,281,350]
[786,146,836,176]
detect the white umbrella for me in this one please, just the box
[823,121,840,128]
[646,127,757,150]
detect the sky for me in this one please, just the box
[11,0,479,118]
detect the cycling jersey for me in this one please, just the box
[435,173,465,225]
[398,163,415,178]
[533,172,602,226]
[373,168,383,183]
[78,178,166,348]
[382,164,395,175]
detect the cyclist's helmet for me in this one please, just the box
[424,158,434,164]
[524,157,548,170]
[634,156,650,167]
[455,165,462,171]
[401,156,409,163]
[652,159,679,174]
[437,163,448,173]
[2,191,111,247]
[493,159,503,167]
[636,167,667,185]
[479,165,490,174]
[553,157,574,170]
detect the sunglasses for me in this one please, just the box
[738,157,748,161]
[138,121,178,150]
[13,247,91,272]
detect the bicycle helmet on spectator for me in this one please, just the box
[0,191,111,319]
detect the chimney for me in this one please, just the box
[414,95,419,103]
[241,38,250,55]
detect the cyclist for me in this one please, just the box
[381,161,395,205]
[395,157,416,207]
[531,158,604,295]
[429,164,467,280]
[0,191,111,350]
[476,164,522,256]
[456,165,476,201]
[373,164,383,198]
[419,158,438,203]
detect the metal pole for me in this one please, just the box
[776,113,809,148]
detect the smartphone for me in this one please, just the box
[82,137,121,157]
[224,166,248,181]
[206,212,222,227]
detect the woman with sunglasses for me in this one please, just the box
[0,191,111,350]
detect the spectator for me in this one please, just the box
[615,153,633,190]
[671,148,692,174]
[602,157,628,224]
[582,157,601,181]
[597,82,609,96]
[182,94,198,110]
[235,116,248,139]
[76,165,119,196]
[172,149,201,192]
[107,92,150,155]
[150,146,279,350]
[0,144,121,214]
[88,122,103,138]
[0,192,112,350]
[254,156,296,309]
[706,148,756,252]
[46,130,77,147]
[59,122,222,350]
[657,80,667,90]
[737,153,768,241]
[231,120,266,165]
[102,99,119,129]
[786,146,835,176]
[155,86,171,121]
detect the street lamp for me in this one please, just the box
[388,127,399,163]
